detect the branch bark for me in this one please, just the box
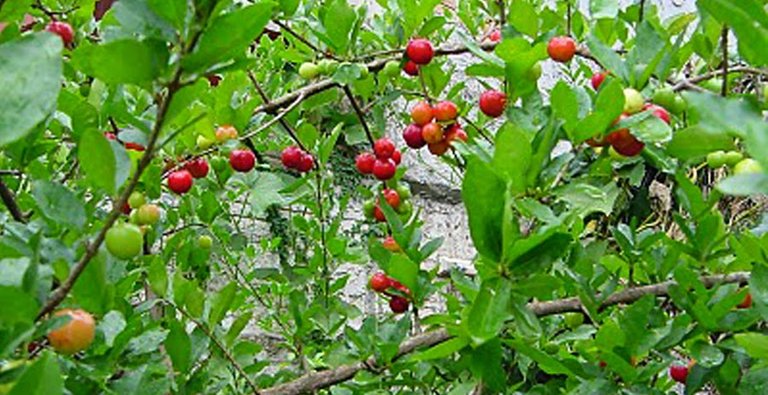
[0,179,26,222]
[260,271,750,395]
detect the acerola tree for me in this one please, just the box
[0,0,767,394]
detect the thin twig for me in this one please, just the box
[342,85,375,146]
[260,271,750,395]
[720,25,729,97]
[0,179,26,222]
[0,170,22,176]
[274,20,339,60]
[247,71,307,151]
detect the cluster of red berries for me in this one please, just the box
[588,102,671,158]
[104,132,145,152]
[402,38,434,76]
[364,185,412,222]
[280,146,315,173]
[356,138,401,180]
[369,272,411,314]
[403,100,467,156]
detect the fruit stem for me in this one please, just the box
[247,71,310,152]
[720,24,728,97]
[342,85,376,147]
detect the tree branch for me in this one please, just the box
[721,25,729,97]
[260,271,750,395]
[342,85,375,147]
[0,179,26,222]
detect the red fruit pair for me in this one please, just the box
[281,146,315,173]
[547,36,577,63]
[230,149,256,172]
[479,90,507,118]
[368,272,411,314]
[605,115,645,157]
[405,38,434,65]
[184,158,210,178]
[46,21,74,45]
[168,170,193,194]
[360,138,398,180]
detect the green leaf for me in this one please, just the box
[508,0,538,37]
[321,0,358,54]
[127,328,169,356]
[586,34,628,81]
[31,181,86,230]
[507,338,580,377]
[183,2,275,72]
[209,282,237,328]
[99,311,127,348]
[666,126,734,160]
[147,258,168,297]
[278,0,300,16]
[412,336,469,361]
[551,81,579,134]
[387,254,418,297]
[0,33,62,147]
[165,319,191,372]
[147,0,187,30]
[109,364,171,394]
[0,286,37,325]
[79,128,118,193]
[735,333,768,360]
[698,0,768,66]
[556,181,619,217]
[462,158,505,262]
[689,341,724,368]
[590,0,618,19]
[573,79,624,142]
[8,352,62,395]
[73,39,170,85]
[717,174,768,196]
[71,253,109,315]
[493,123,531,194]
[616,111,672,143]
[467,278,512,343]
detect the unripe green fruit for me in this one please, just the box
[564,313,584,329]
[197,135,214,150]
[318,59,339,75]
[381,61,400,77]
[652,88,676,109]
[669,95,687,115]
[526,62,542,81]
[396,200,413,216]
[105,223,143,260]
[733,158,763,175]
[396,184,411,199]
[137,204,160,225]
[701,78,722,92]
[129,210,140,224]
[723,151,744,167]
[128,192,145,209]
[198,235,213,249]
[299,62,320,79]
[363,199,376,219]
[543,343,559,354]
[358,65,369,79]
[623,88,644,114]
[706,151,727,168]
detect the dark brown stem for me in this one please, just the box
[496,0,506,25]
[639,0,645,23]
[342,85,376,147]
[566,1,572,36]
[0,179,26,222]
[260,271,750,395]
[274,20,339,60]
[721,25,728,97]
[247,71,308,152]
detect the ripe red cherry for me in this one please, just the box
[411,101,434,126]
[547,36,577,63]
[281,146,303,169]
[403,124,426,149]
[229,149,256,172]
[370,272,391,292]
[479,90,507,118]
[406,38,434,65]
[373,205,386,222]
[738,293,752,309]
[609,130,645,156]
[355,152,376,174]
[489,29,502,42]
[184,158,209,178]
[389,296,410,313]
[391,150,402,165]
[382,236,401,252]
[296,153,315,172]
[403,61,419,76]
[168,170,193,194]
[421,122,444,144]
[46,21,74,45]
[445,124,468,143]
[373,138,396,159]
[433,100,458,122]
[669,364,688,384]
[372,158,396,180]
[644,103,671,124]
[428,140,450,156]
[591,71,608,90]
[382,189,401,208]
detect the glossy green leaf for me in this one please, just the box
[462,158,505,262]
[74,39,170,85]
[8,352,62,395]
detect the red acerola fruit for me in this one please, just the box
[445,123,468,143]
[391,150,402,165]
[428,140,451,156]
[167,170,193,194]
[355,152,376,174]
[738,293,753,309]
[547,36,577,63]
[373,205,386,222]
[389,296,410,313]
[46,21,74,45]
[433,100,458,122]
[479,90,507,118]
[229,149,256,172]
[373,138,396,159]
[372,158,397,180]
[411,101,434,126]
[591,71,608,90]
[421,122,444,144]
[369,272,391,292]
[403,60,419,76]
[281,146,303,169]
[406,38,434,65]
[296,153,315,173]
[489,29,502,42]
[607,129,645,157]
[382,189,401,208]
[403,124,426,149]
[669,364,688,384]
[184,158,210,178]
[382,236,401,252]
[644,103,671,125]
